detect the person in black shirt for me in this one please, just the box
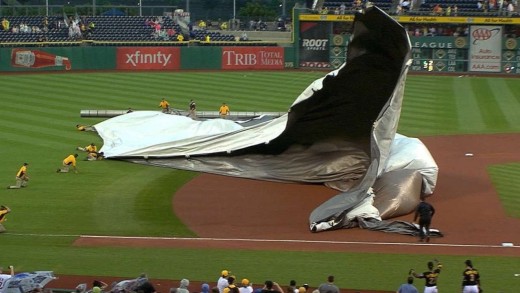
[411,259,442,293]
[188,99,197,119]
[413,196,436,242]
[462,260,481,293]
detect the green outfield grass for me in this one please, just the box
[0,71,519,292]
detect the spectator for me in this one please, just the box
[477,1,484,11]
[433,4,443,15]
[167,27,176,38]
[506,0,516,16]
[201,284,210,293]
[88,21,95,32]
[340,3,346,14]
[396,277,418,293]
[220,21,228,30]
[258,20,267,31]
[286,281,297,293]
[198,20,207,29]
[177,34,184,42]
[261,281,283,293]
[92,280,108,293]
[0,265,14,281]
[1,17,9,31]
[135,279,156,293]
[239,279,253,293]
[42,17,49,32]
[176,279,190,293]
[277,18,286,31]
[319,7,329,14]
[217,270,230,293]
[317,276,339,293]
[223,276,239,293]
[446,6,452,16]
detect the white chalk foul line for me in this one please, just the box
[5,233,519,248]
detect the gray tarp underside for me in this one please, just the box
[96,7,440,236]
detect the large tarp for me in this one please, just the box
[96,7,439,235]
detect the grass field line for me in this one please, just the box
[5,233,520,249]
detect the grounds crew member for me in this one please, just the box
[8,162,29,189]
[57,154,79,173]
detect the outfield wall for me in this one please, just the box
[0,46,290,72]
[2,35,519,74]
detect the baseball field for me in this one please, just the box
[1,71,519,293]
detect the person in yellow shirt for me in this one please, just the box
[1,18,9,31]
[220,21,228,30]
[219,102,230,119]
[57,154,79,173]
[76,124,95,131]
[159,98,170,113]
[0,205,11,233]
[8,163,29,189]
[77,142,99,161]
[177,34,184,42]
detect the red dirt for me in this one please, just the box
[71,133,520,293]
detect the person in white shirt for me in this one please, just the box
[238,279,253,293]
[217,270,230,293]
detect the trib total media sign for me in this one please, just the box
[222,47,284,70]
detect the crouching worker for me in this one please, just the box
[0,205,11,233]
[8,162,29,189]
[88,151,105,161]
[77,143,98,160]
[57,154,79,173]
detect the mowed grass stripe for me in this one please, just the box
[487,78,520,129]
[453,77,485,132]
[400,76,458,135]
[488,163,520,218]
[471,78,509,130]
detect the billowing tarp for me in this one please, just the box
[2,271,56,293]
[96,7,439,235]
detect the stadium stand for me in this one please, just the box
[0,15,246,46]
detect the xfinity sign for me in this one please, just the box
[117,47,180,70]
